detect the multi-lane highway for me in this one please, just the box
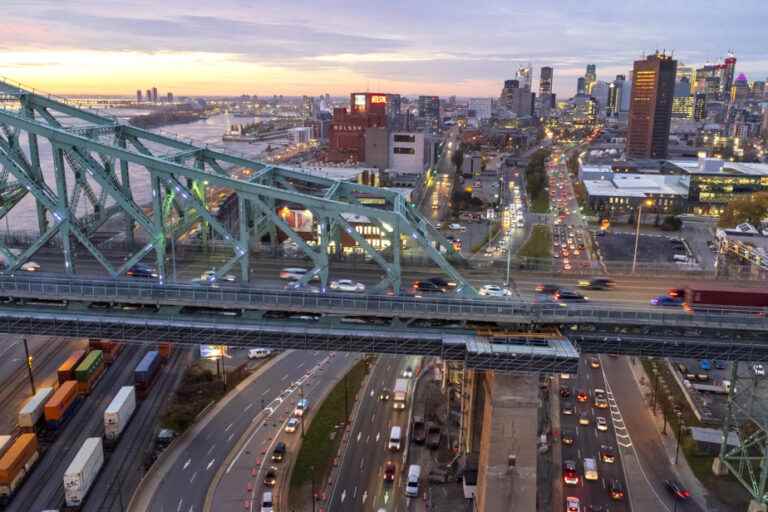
[326,355,421,512]
[133,349,356,512]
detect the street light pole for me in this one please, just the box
[631,203,644,274]
[23,338,35,396]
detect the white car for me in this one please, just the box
[754,364,765,376]
[479,285,511,297]
[20,261,40,272]
[200,269,236,282]
[448,223,466,232]
[285,418,299,433]
[566,496,580,512]
[596,416,609,432]
[402,366,414,378]
[330,279,365,292]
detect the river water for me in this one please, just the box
[6,112,274,229]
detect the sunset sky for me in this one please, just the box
[2,0,767,98]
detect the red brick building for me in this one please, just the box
[327,93,389,163]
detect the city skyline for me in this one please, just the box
[1,0,767,97]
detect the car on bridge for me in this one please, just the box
[279,268,319,281]
[263,466,278,487]
[412,281,446,294]
[578,278,614,290]
[285,418,299,433]
[20,261,41,272]
[554,289,588,302]
[535,283,560,295]
[650,295,683,307]
[664,479,690,500]
[479,284,512,297]
[329,279,365,292]
[127,263,157,278]
[200,269,236,283]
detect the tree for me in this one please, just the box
[718,192,768,228]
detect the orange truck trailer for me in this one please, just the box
[44,381,81,429]
[57,350,86,384]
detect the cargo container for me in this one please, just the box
[63,437,104,508]
[89,340,123,365]
[18,387,54,432]
[684,286,768,310]
[0,436,11,459]
[158,342,173,361]
[74,350,105,395]
[0,433,39,499]
[57,350,86,384]
[44,381,81,429]
[134,351,161,399]
[104,386,136,444]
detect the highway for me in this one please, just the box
[326,355,420,512]
[558,356,630,511]
[139,350,355,512]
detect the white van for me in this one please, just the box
[260,491,273,512]
[388,426,402,451]
[405,464,421,497]
[248,348,272,359]
[583,457,598,481]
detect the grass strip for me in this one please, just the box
[518,224,552,259]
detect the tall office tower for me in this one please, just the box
[719,54,737,100]
[607,75,626,117]
[626,52,677,159]
[577,77,586,96]
[693,92,708,121]
[167,92,174,103]
[146,89,152,103]
[500,79,533,116]
[516,65,532,91]
[417,95,440,119]
[585,64,597,93]
[539,66,553,95]
[752,81,766,99]
[676,64,694,84]
[151,87,158,103]
[386,94,402,129]
[136,90,142,103]
[590,81,610,109]
[731,73,750,103]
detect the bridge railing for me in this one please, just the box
[0,275,766,331]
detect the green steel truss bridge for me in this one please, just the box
[0,78,468,295]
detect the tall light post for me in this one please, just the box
[632,198,654,274]
[675,411,684,464]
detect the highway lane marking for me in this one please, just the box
[190,471,198,483]
[362,490,368,504]
[224,422,233,432]
[281,374,289,381]
[227,433,234,443]
[244,403,254,412]
[177,498,183,512]
[207,444,216,455]
[353,486,358,498]
[183,458,191,470]
[260,387,271,396]
[376,432,381,443]
[357,432,362,442]
[341,490,346,503]
[206,458,216,471]
[297,362,305,368]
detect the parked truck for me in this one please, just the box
[18,387,54,432]
[0,433,39,501]
[426,423,441,450]
[63,437,104,509]
[412,416,426,444]
[104,386,136,446]
[393,378,409,411]
[683,286,768,310]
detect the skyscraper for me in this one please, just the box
[417,96,440,119]
[585,64,597,93]
[539,67,553,95]
[500,79,533,117]
[146,89,152,103]
[151,87,158,103]
[626,52,677,159]
[719,55,737,101]
[136,90,142,103]
[607,75,626,117]
[576,77,586,96]
[516,66,532,91]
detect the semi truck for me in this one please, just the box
[104,386,137,445]
[63,437,104,509]
[18,387,53,432]
[393,378,409,411]
[682,286,768,309]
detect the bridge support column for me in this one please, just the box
[238,195,250,282]
[52,146,73,274]
[117,135,135,247]
[151,175,166,282]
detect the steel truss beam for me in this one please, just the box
[0,79,474,293]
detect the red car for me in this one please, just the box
[576,390,589,402]
[383,461,396,482]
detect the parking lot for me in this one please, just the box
[594,232,691,264]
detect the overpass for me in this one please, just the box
[0,275,767,363]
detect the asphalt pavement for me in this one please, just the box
[326,355,421,512]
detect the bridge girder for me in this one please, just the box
[0,79,473,293]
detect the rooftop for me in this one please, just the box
[584,173,690,198]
